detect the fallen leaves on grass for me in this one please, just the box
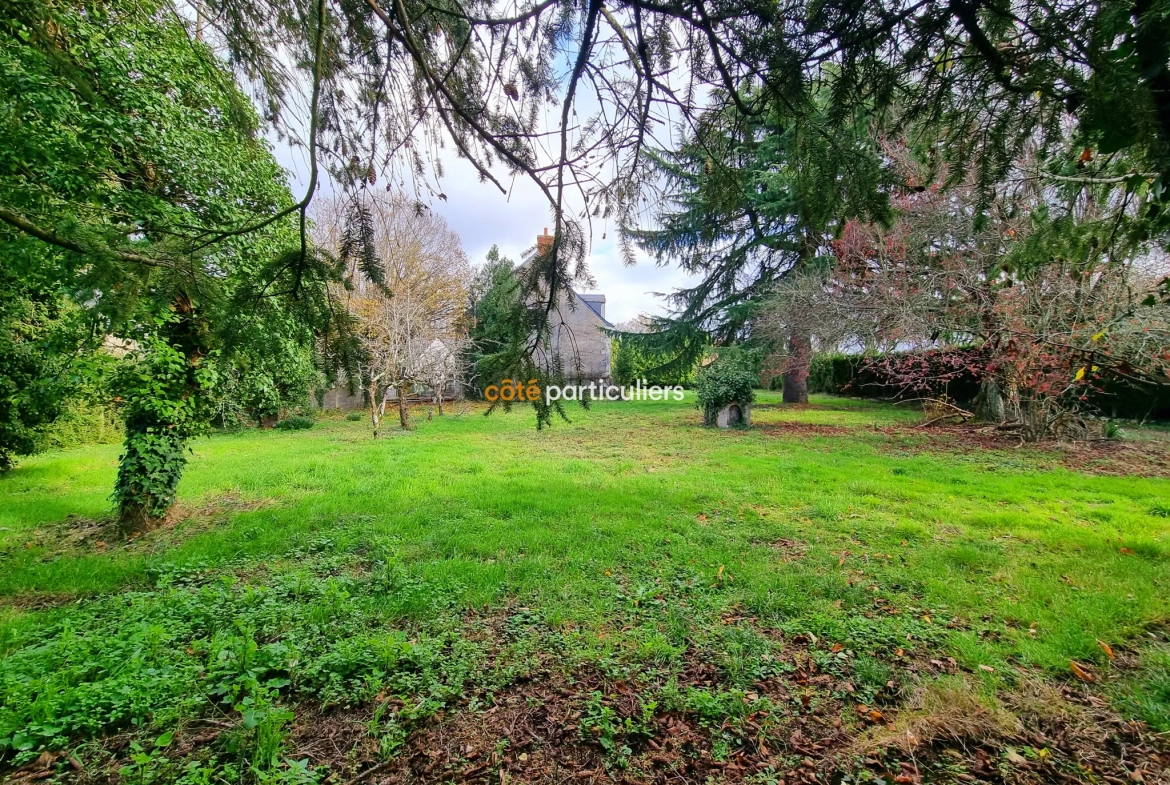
[54,632,1170,785]
[1070,661,1096,682]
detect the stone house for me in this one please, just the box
[320,229,614,409]
[523,229,612,383]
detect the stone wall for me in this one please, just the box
[532,288,611,382]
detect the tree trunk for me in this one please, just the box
[782,329,811,404]
[118,503,155,537]
[974,378,1006,423]
[368,384,381,438]
[398,384,410,429]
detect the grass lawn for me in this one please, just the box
[1,393,1168,784]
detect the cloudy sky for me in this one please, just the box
[271,131,701,327]
[423,157,702,325]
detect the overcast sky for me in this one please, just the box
[425,157,703,325]
[270,134,701,326]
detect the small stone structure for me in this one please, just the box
[715,402,751,428]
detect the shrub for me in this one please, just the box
[695,351,757,425]
[210,346,321,429]
[345,412,362,422]
[275,416,314,431]
[808,350,1170,421]
[42,400,122,450]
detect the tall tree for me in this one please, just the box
[464,246,524,396]
[628,94,891,402]
[1,0,350,529]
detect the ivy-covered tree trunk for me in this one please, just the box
[113,297,214,535]
[113,414,191,534]
[782,329,811,404]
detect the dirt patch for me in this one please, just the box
[277,655,1170,785]
[857,675,1170,785]
[31,492,274,556]
[13,618,1169,785]
[756,421,855,438]
[0,592,79,611]
[1048,439,1170,478]
[282,650,863,785]
[892,423,1170,478]
[766,538,809,562]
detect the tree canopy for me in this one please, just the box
[1,0,349,526]
[6,0,1152,322]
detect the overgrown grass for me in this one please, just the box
[1,393,1167,777]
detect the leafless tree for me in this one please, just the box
[315,192,472,433]
[757,145,1170,439]
[416,337,470,419]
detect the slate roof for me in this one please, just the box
[518,251,612,328]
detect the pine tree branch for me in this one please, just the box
[0,205,164,267]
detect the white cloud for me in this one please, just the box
[267,131,700,325]
[427,157,701,324]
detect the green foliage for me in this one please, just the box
[274,416,314,431]
[579,691,656,767]
[345,412,362,422]
[41,400,122,451]
[694,349,759,425]
[0,550,490,767]
[213,345,321,428]
[610,337,696,387]
[804,353,852,395]
[1,0,285,269]
[1,0,351,519]
[0,269,84,470]
[464,246,523,397]
[112,332,219,528]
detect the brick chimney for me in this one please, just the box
[536,227,554,254]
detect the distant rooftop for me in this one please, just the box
[520,229,612,327]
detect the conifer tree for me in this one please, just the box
[627,94,891,402]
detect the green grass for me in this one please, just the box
[1,392,1168,777]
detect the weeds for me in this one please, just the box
[579,691,656,768]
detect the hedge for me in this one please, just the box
[803,350,1170,421]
